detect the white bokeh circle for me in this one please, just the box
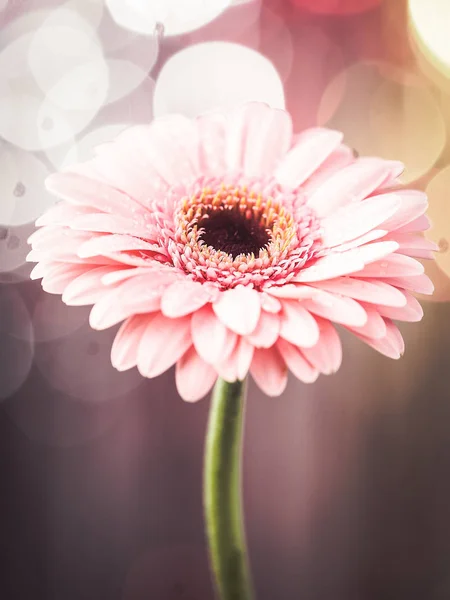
[0,223,35,274]
[106,0,231,37]
[0,286,34,400]
[0,32,102,150]
[29,9,109,111]
[153,42,285,117]
[0,147,53,226]
[35,322,145,403]
[32,295,90,342]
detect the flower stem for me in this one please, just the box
[203,377,253,600]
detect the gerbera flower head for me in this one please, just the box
[29,103,435,401]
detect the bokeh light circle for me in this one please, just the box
[154,42,284,117]
[0,223,35,274]
[0,286,34,400]
[320,62,445,183]
[425,166,450,279]
[29,9,109,111]
[289,0,382,15]
[0,32,101,150]
[32,295,89,342]
[106,0,231,37]
[35,322,145,403]
[0,147,53,226]
[409,0,450,79]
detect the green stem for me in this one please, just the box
[203,377,253,600]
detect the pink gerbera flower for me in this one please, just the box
[28,103,435,401]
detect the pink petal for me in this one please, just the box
[260,292,282,313]
[30,261,55,280]
[279,300,320,348]
[354,319,404,359]
[225,103,293,176]
[300,144,355,195]
[276,339,319,383]
[301,317,343,374]
[215,338,239,383]
[336,229,387,253]
[62,265,118,306]
[35,203,94,226]
[307,158,404,217]
[111,314,149,371]
[275,128,343,188]
[376,293,423,322]
[293,253,364,283]
[310,277,407,307]
[88,275,164,330]
[246,310,280,348]
[176,346,218,402]
[46,172,141,217]
[320,194,400,248]
[78,234,164,259]
[161,280,212,318]
[378,274,434,295]
[382,233,438,258]
[41,263,88,294]
[191,304,236,365]
[346,306,387,339]
[137,313,192,378]
[213,286,261,335]
[394,214,430,234]
[265,283,317,299]
[301,291,367,327]
[70,213,158,240]
[90,132,169,205]
[196,111,227,177]
[353,253,424,278]
[378,191,428,232]
[235,338,254,381]
[295,241,398,283]
[143,115,201,184]
[250,347,288,396]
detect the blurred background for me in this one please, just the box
[1,0,450,598]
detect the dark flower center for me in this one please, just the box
[198,209,270,259]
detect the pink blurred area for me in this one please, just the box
[1,0,450,599]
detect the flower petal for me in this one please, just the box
[137,313,192,378]
[78,234,164,259]
[320,194,400,248]
[213,286,261,335]
[301,291,367,327]
[279,300,320,348]
[191,304,236,365]
[354,319,404,359]
[176,346,218,402]
[353,253,424,278]
[246,310,280,348]
[378,274,434,295]
[111,314,149,371]
[275,128,343,188]
[310,277,407,308]
[62,266,119,306]
[225,103,293,176]
[235,338,255,381]
[276,339,319,383]
[46,172,141,216]
[161,280,212,318]
[250,347,288,396]
[301,317,343,374]
[307,158,404,217]
[376,293,424,322]
[379,190,428,232]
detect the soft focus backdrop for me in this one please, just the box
[1,0,450,598]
